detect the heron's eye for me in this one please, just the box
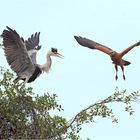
[51,48,58,53]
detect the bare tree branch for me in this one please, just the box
[49,89,140,139]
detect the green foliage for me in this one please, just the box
[0,66,140,140]
[0,67,67,139]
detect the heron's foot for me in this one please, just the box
[14,81,25,88]
[123,75,126,80]
[18,82,25,88]
[115,75,118,80]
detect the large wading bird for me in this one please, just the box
[74,36,140,80]
[2,26,64,84]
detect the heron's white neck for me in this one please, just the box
[41,52,52,73]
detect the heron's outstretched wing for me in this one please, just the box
[25,32,41,64]
[2,26,35,77]
[25,32,41,50]
[120,41,140,57]
[74,36,113,55]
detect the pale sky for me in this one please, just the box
[0,0,140,140]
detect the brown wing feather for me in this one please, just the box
[2,26,35,77]
[74,36,113,55]
[121,41,140,57]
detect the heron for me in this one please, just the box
[2,26,64,84]
[74,36,140,80]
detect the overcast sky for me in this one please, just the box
[0,0,140,139]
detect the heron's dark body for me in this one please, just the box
[27,66,42,82]
[25,66,42,83]
[14,66,42,83]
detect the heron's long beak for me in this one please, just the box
[56,53,64,59]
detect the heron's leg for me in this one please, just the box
[13,77,20,84]
[16,77,29,88]
[13,77,21,89]
[120,65,125,80]
[115,65,118,80]
[13,77,21,93]
[20,77,29,86]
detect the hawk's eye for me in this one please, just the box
[111,51,115,56]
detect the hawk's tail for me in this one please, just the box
[122,60,131,66]
[112,60,131,66]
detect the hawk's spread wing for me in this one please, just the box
[74,36,113,55]
[121,41,140,57]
